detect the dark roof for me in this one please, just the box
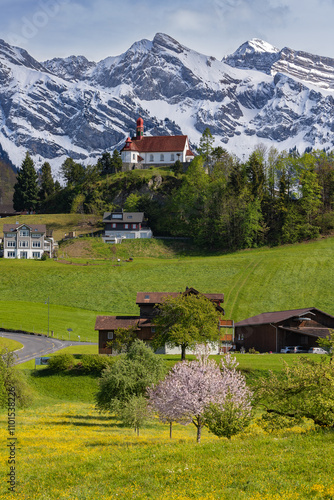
[121,135,189,153]
[95,315,154,330]
[95,316,141,330]
[136,289,224,305]
[3,223,46,233]
[102,212,144,224]
[235,308,333,327]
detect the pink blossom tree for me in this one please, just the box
[148,345,252,443]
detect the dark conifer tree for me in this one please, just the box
[13,152,39,212]
[111,150,123,173]
[39,162,55,200]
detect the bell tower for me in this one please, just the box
[136,117,144,140]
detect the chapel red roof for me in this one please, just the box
[121,135,188,153]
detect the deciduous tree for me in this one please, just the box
[152,293,221,360]
[148,346,252,442]
[258,356,334,427]
[95,340,165,414]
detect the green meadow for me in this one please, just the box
[1,227,333,499]
[0,236,333,340]
[1,351,334,499]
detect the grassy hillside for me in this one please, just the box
[0,235,333,339]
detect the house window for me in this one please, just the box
[7,251,16,258]
[32,233,41,238]
[32,252,40,259]
[149,154,154,162]
[112,214,122,219]
[151,327,156,333]
[107,331,114,340]
[160,154,164,161]
[7,241,16,247]
[171,154,175,161]
[112,223,116,228]
[124,224,129,229]
[19,241,29,247]
[132,154,136,160]
[20,230,29,237]
[132,224,137,229]
[6,233,14,238]
[20,251,28,259]
[32,241,41,248]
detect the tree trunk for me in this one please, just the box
[136,426,139,437]
[196,424,202,443]
[181,344,186,360]
[169,421,172,439]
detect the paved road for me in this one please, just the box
[0,331,96,364]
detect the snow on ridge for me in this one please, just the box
[248,39,280,54]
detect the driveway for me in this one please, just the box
[0,330,96,364]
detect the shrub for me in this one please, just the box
[80,354,116,374]
[0,348,33,407]
[48,354,75,372]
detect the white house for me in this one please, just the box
[3,223,54,259]
[120,117,195,165]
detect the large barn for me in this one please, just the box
[234,308,334,353]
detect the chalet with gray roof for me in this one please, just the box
[102,211,152,243]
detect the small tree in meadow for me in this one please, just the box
[148,345,252,442]
[118,395,152,436]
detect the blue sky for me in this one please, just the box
[1,0,333,61]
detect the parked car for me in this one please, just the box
[280,346,307,353]
[294,346,308,353]
[308,347,328,354]
[280,346,296,353]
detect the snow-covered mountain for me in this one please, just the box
[1,33,334,177]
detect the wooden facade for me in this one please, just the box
[235,308,334,353]
[95,288,225,355]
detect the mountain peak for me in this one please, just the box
[223,39,281,74]
[152,33,187,54]
[240,39,280,55]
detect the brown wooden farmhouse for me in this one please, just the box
[95,287,224,355]
[234,308,334,353]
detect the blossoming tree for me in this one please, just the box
[148,345,252,442]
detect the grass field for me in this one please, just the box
[0,235,333,340]
[1,352,334,499]
[0,337,23,351]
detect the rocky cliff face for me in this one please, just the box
[1,34,334,177]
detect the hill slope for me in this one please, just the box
[0,236,333,339]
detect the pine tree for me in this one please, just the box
[97,152,113,175]
[13,152,39,212]
[198,128,214,168]
[39,162,55,200]
[111,150,123,173]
